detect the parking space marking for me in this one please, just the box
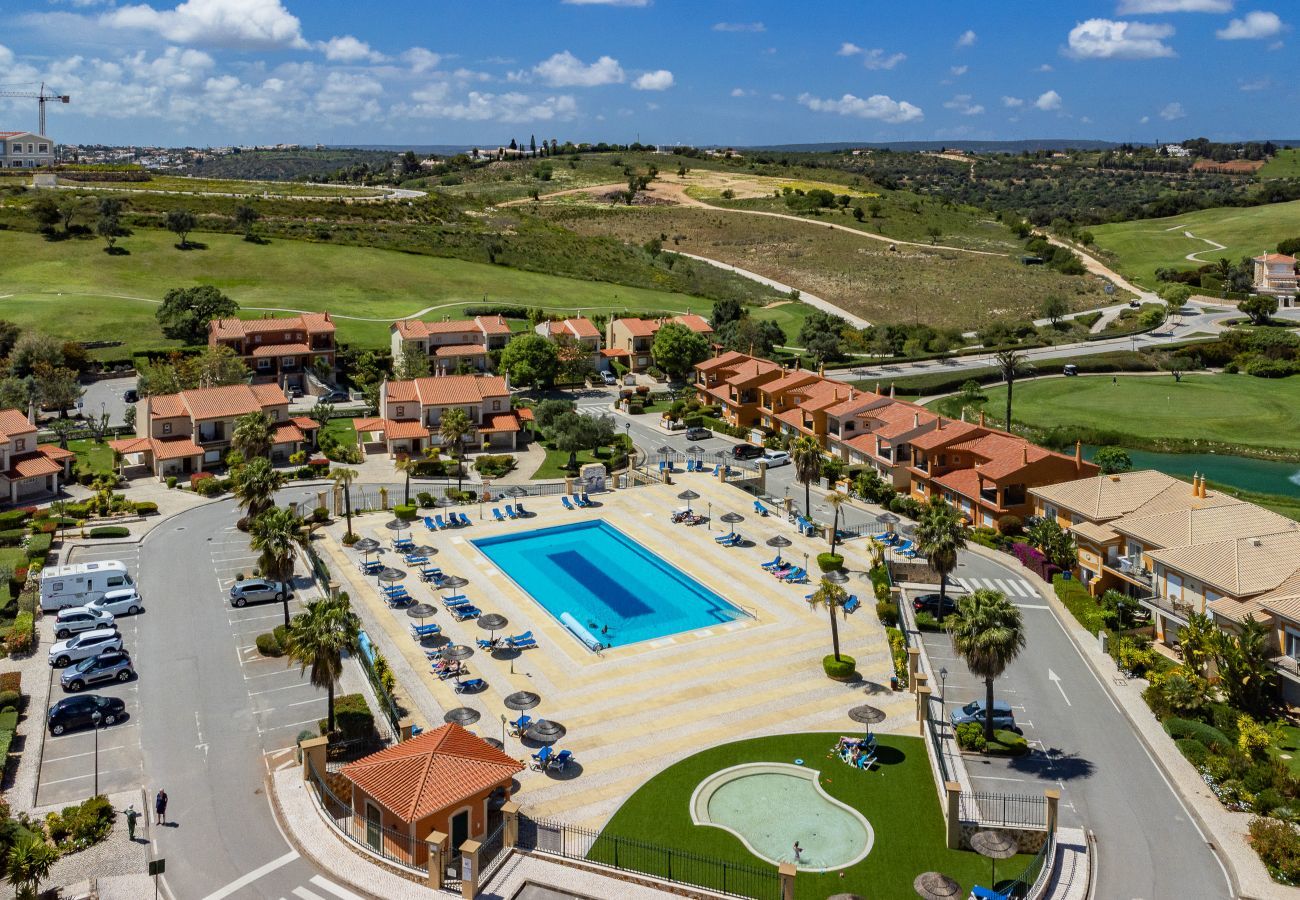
[44,721,138,743]
[249,683,312,697]
[42,744,132,763]
[285,698,324,709]
[41,767,138,787]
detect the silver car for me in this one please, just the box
[61,650,134,692]
[54,606,116,639]
[229,578,290,608]
[86,588,144,618]
[49,629,124,668]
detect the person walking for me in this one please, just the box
[123,805,140,841]
[155,789,168,826]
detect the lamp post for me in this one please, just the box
[91,710,102,795]
[939,667,948,720]
[500,713,507,746]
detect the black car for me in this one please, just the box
[684,426,711,440]
[731,444,764,460]
[912,593,959,617]
[123,389,139,404]
[47,694,126,735]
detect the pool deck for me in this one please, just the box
[321,477,912,830]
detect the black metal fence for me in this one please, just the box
[960,791,1048,829]
[478,821,510,884]
[517,815,780,900]
[307,760,427,874]
[1005,832,1055,899]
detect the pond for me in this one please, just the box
[1083,445,1300,499]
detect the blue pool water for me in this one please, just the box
[473,521,744,649]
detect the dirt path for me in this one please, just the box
[672,252,871,328]
[1041,234,1156,305]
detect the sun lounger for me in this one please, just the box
[358,560,381,575]
[436,664,467,680]
[969,887,1012,900]
[718,533,741,547]
[761,555,783,570]
[457,512,472,527]
[425,516,438,531]
[842,595,861,615]
[409,623,442,640]
[449,604,482,621]
[404,554,428,565]
[531,746,553,769]
[493,508,506,522]
[582,492,593,506]
[509,714,532,736]
[476,637,500,651]
[434,514,450,530]
[550,749,574,770]
[571,494,587,508]
[506,631,537,650]
[420,567,443,582]
[753,500,768,516]
[441,594,471,606]
[514,502,527,517]
[895,539,914,554]
[455,678,486,694]
[394,540,414,552]
[505,505,517,519]
[782,567,807,584]
[562,496,575,510]
[714,531,737,543]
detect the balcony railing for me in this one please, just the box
[1109,555,1154,587]
[1139,593,1194,623]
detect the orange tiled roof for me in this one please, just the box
[152,437,205,461]
[433,344,488,358]
[210,313,334,339]
[670,314,714,334]
[270,422,305,444]
[341,723,523,822]
[385,420,430,440]
[1256,253,1297,264]
[352,417,387,434]
[109,437,153,455]
[480,412,522,433]
[37,444,76,462]
[149,394,186,418]
[394,319,492,339]
[550,317,600,339]
[250,343,312,358]
[0,409,35,443]
[931,467,987,502]
[696,350,751,372]
[151,384,289,421]
[474,315,513,336]
[385,375,510,407]
[6,453,62,479]
[909,420,983,451]
[517,407,535,422]
[291,416,319,431]
[614,317,659,337]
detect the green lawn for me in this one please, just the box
[530,444,604,480]
[63,174,387,198]
[1091,199,1300,288]
[1259,150,1300,179]
[319,416,357,451]
[0,228,734,354]
[68,439,116,476]
[1268,723,1300,776]
[979,374,1300,453]
[600,733,1031,899]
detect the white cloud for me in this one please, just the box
[314,70,383,122]
[1035,89,1062,110]
[532,50,624,87]
[1117,0,1232,11]
[1002,95,1025,107]
[317,35,386,63]
[770,92,784,101]
[950,65,968,76]
[402,47,441,73]
[837,42,863,56]
[561,0,649,5]
[631,69,674,91]
[409,84,578,122]
[798,92,923,123]
[1239,76,1272,90]
[1037,63,1055,71]
[0,44,13,68]
[1140,114,1150,123]
[1158,101,1186,119]
[1066,19,1176,58]
[101,0,308,49]
[944,94,984,116]
[861,48,906,70]
[1217,11,1284,39]
[730,87,749,97]
[713,22,765,32]
[956,29,977,47]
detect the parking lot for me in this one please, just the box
[36,544,144,807]
[206,525,327,765]
[915,574,1083,828]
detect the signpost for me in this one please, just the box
[148,858,165,900]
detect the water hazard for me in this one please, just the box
[1084,446,1300,499]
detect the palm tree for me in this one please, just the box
[248,506,308,628]
[914,496,966,623]
[5,831,57,899]
[331,467,358,538]
[233,456,281,528]
[231,411,273,460]
[947,588,1026,741]
[826,490,849,556]
[394,454,419,506]
[439,408,472,492]
[1215,617,1276,718]
[808,578,850,661]
[790,435,823,518]
[993,349,1028,430]
[284,595,360,734]
[1177,612,1218,679]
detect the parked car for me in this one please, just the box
[47,694,127,735]
[61,650,134,692]
[49,629,124,668]
[86,588,144,618]
[53,606,116,640]
[600,370,618,385]
[318,391,351,404]
[1128,299,1141,309]
[731,444,764,461]
[229,579,290,608]
[1062,364,1079,377]
[762,449,791,467]
[912,593,959,618]
[950,699,1018,733]
[122,389,139,404]
[684,426,711,440]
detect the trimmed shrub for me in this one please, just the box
[5,612,33,654]
[1174,738,1211,769]
[0,671,21,693]
[25,533,52,556]
[955,722,986,752]
[311,506,329,524]
[1249,816,1300,884]
[473,454,517,478]
[816,552,844,572]
[166,476,178,489]
[0,530,26,548]
[0,509,30,529]
[0,690,21,712]
[132,501,159,515]
[1163,717,1232,751]
[875,599,899,627]
[1053,575,1107,636]
[997,514,1023,536]
[393,504,418,522]
[324,693,375,740]
[987,729,1029,756]
[416,491,434,508]
[272,624,289,649]
[914,611,943,632]
[88,526,130,539]
[822,654,857,680]
[254,633,283,657]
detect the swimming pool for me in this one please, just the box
[473,520,745,649]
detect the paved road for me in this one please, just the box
[80,377,136,427]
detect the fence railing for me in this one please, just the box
[307,760,427,874]
[1005,832,1055,899]
[959,791,1048,829]
[518,815,780,900]
[478,821,510,884]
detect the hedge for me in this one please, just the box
[88,526,130,539]
[1163,717,1232,751]
[25,534,51,556]
[822,654,857,680]
[132,501,159,515]
[816,552,844,572]
[986,729,1029,756]
[322,693,374,740]
[254,633,283,657]
[0,690,20,712]
[1175,737,1211,768]
[0,509,30,530]
[0,671,21,694]
[1052,575,1108,636]
[0,530,26,548]
[5,612,33,654]
[393,504,418,522]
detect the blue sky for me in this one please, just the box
[0,0,1293,147]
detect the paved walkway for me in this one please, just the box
[1043,827,1090,900]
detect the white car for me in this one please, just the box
[600,370,618,385]
[762,450,791,467]
[49,629,124,668]
[53,606,116,640]
[86,588,144,618]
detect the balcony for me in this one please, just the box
[1106,554,1154,587]
[1271,656,1300,683]
[1138,593,1192,625]
[196,428,226,445]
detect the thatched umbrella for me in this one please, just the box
[504,691,541,711]
[444,707,481,726]
[676,489,700,512]
[970,830,1019,887]
[913,872,962,900]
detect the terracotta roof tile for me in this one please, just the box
[270,422,305,444]
[614,317,659,337]
[480,412,522,433]
[670,314,714,334]
[149,395,186,418]
[475,315,513,336]
[0,409,35,442]
[250,343,311,358]
[37,444,76,462]
[433,343,488,358]
[153,384,288,421]
[151,437,205,461]
[341,723,523,822]
[209,313,334,339]
[352,417,387,434]
[109,437,153,455]
[6,453,62,479]
[385,420,430,440]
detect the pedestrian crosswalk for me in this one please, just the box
[956,576,1042,601]
[282,875,368,900]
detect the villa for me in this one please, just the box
[113,383,318,478]
[0,409,74,503]
[354,374,522,457]
[389,316,515,375]
[208,312,336,392]
[606,315,713,373]
[693,350,784,428]
[1252,253,1298,298]
[535,316,603,370]
[1032,469,1300,702]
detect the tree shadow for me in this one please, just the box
[243,235,271,245]
[1009,747,1096,781]
[103,246,130,256]
[174,241,208,251]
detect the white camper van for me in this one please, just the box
[39,562,134,612]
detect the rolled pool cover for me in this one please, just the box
[560,612,604,651]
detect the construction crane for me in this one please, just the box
[0,82,70,136]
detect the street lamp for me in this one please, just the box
[500,713,507,746]
[91,710,102,795]
[939,667,949,720]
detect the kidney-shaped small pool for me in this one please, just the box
[689,763,873,872]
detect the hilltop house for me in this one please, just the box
[606,315,713,373]
[390,317,515,375]
[0,132,55,168]
[1252,253,1297,298]
[112,384,317,478]
[208,313,336,392]
[354,374,522,457]
[0,409,74,503]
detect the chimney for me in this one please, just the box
[889,383,896,398]
[795,358,801,371]
[849,387,855,400]
[979,410,985,427]
[1022,446,1028,464]
[937,417,943,431]
[1075,440,1082,466]
[818,363,825,377]
[913,412,919,427]
[324,310,331,322]
[961,408,967,422]
[1199,475,1208,499]
[1191,473,1199,497]
[875,382,881,394]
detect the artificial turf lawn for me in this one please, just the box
[598,732,1032,900]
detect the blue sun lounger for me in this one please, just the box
[493,508,506,522]
[506,631,537,650]
[561,496,575,510]
[761,554,783,570]
[435,514,452,529]
[442,594,470,607]
[425,516,438,531]
[753,500,768,516]
[842,595,861,614]
[509,714,532,736]
[531,746,554,769]
[455,678,486,694]
[514,502,527,516]
[550,749,574,770]
[409,622,441,641]
[505,505,517,519]
[457,512,472,527]
[420,567,443,582]
[449,604,482,621]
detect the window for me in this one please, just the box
[1288,629,1300,659]
[492,400,501,411]
[162,423,172,435]
[38,144,48,153]
[281,357,294,368]
[107,577,124,588]
[395,406,405,418]
[254,334,262,343]
[257,359,271,371]
[13,439,23,452]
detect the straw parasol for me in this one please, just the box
[848,704,886,725]
[442,644,474,661]
[526,719,567,743]
[503,691,541,711]
[377,567,406,585]
[970,830,1019,886]
[353,537,380,555]
[505,485,528,498]
[477,613,508,641]
[405,603,437,624]
[676,489,700,512]
[913,872,962,900]
[765,535,793,549]
[823,568,850,585]
[443,707,481,726]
